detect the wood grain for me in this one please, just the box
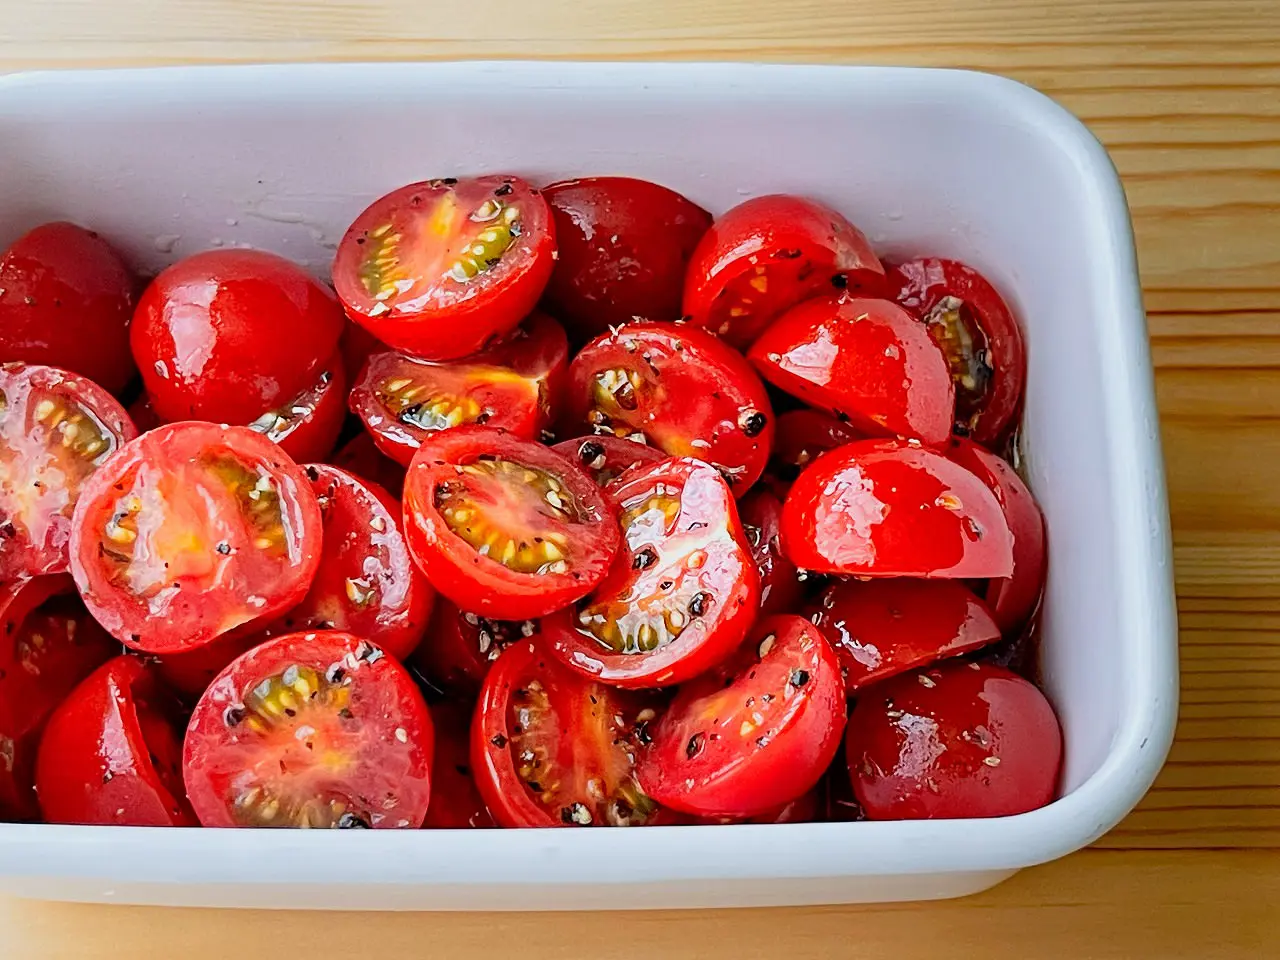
[1,0,1278,956]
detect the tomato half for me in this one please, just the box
[422,699,495,829]
[402,427,619,620]
[768,409,862,483]
[0,222,137,396]
[738,487,803,618]
[69,422,323,653]
[637,615,845,818]
[333,176,556,361]
[331,431,406,497]
[246,355,346,464]
[541,176,711,341]
[0,363,138,581]
[544,457,758,689]
[550,435,664,488]
[780,439,1014,579]
[847,660,1062,819]
[410,598,533,697]
[36,656,196,826]
[682,195,884,349]
[183,631,433,828]
[564,322,774,493]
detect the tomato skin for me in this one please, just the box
[410,598,531,698]
[331,431,406,497]
[132,249,345,425]
[422,699,495,829]
[36,656,196,826]
[769,409,862,482]
[551,435,664,488]
[682,195,884,349]
[847,660,1062,819]
[749,296,955,446]
[781,439,1014,579]
[637,615,846,818]
[541,177,711,341]
[738,487,803,618]
[0,222,137,396]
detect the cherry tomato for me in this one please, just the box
[809,578,1000,694]
[749,296,954,446]
[132,249,345,425]
[339,320,389,387]
[156,629,257,703]
[682,195,884,349]
[738,487,803,618]
[781,439,1014,579]
[35,656,195,826]
[847,660,1062,819]
[888,258,1026,446]
[331,431,406,497]
[127,395,162,434]
[422,699,495,829]
[333,176,556,361]
[768,409,862,483]
[0,363,138,581]
[0,222,137,395]
[246,355,346,464]
[692,785,823,825]
[472,638,671,827]
[637,615,845,818]
[544,457,758,689]
[564,322,774,493]
[350,310,568,466]
[410,598,533,698]
[183,631,433,828]
[402,427,619,620]
[69,422,323,653]
[551,435,664,487]
[541,177,711,341]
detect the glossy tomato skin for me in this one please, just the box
[0,222,137,395]
[542,177,711,341]
[331,431,407,497]
[769,409,862,483]
[333,176,556,361]
[422,699,495,828]
[247,355,346,465]
[132,249,345,425]
[847,660,1062,819]
[638,615,846,818]
[749,295,954,446]
[410,598,532,698]
[682,195,884,349]
[738,487,803,618]
[564,322,774,494]
[551,435,664,488]
[781,439,1014,579]
[36,656,196,826]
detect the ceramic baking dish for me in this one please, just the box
[0,61,1178,910]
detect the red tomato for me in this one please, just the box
[156,629,256,703]
[543,458,758,689]
[749,296,954,446]
[550,435,664,487]
[682,195,884,349]
[637,615,845,818]
[127,395,162,434]
[809,578,1001,694]
[350,311,568,466]
[888,258,1026,446]
[246,354,346,464]
[132,249,344,425]
[769,409,862,482]
[183,631,434,828]
[410,598,533,698]
[422,699,495,829]
[781,439,1014,578]
[69,422,323,653]
[541,177,711,341]
[339,320,389,387]
[738,487,803,618]
[331,431,406,497]
[947,438,1047,636]
[333,176,556,361]
[0,363,138,581]
[0,222,137,396]
[402,427,619,620]
[472,638,672,827]
[564,322,774,493]
[693,786,823,825]
[847,660,1062,819]
[35,656,195,826]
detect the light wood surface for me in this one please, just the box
[3,0,1280,956]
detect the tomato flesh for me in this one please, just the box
[550,435,665,488]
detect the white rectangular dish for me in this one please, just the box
[0,61,1178,911]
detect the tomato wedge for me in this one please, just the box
[551,435,664,488]
[410,597,533,697]
[422,699,496,829]
[246,355,346,464]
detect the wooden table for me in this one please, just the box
[3,1,1279,956]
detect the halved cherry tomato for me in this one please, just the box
[350,311,568,466]
[551,435,664,488]
[69,422,323,653]
[564,322,774,493]
[847,660,1062,819]
[410,598,533,698]
[544,458,758,689]
[472,638,672,827]
[0,363,138,581]
[132,249,344,425]
[781,439,1014,578]
[541,177,711,341]
[183,631,433,828]
[36,656,195,826]
[888,258,1026,446]
[682,195,884,349]
[637,615,845,818]
[809,578,1000,694]
[749,296,954,446]
[402,427,618,620]
[422,699,495,829]
[0,222,137,396]
[246,354,346,464]
[738,487,803,618]
[333,176,556,361]
[768,410,862,483]
[331,431,406,497]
